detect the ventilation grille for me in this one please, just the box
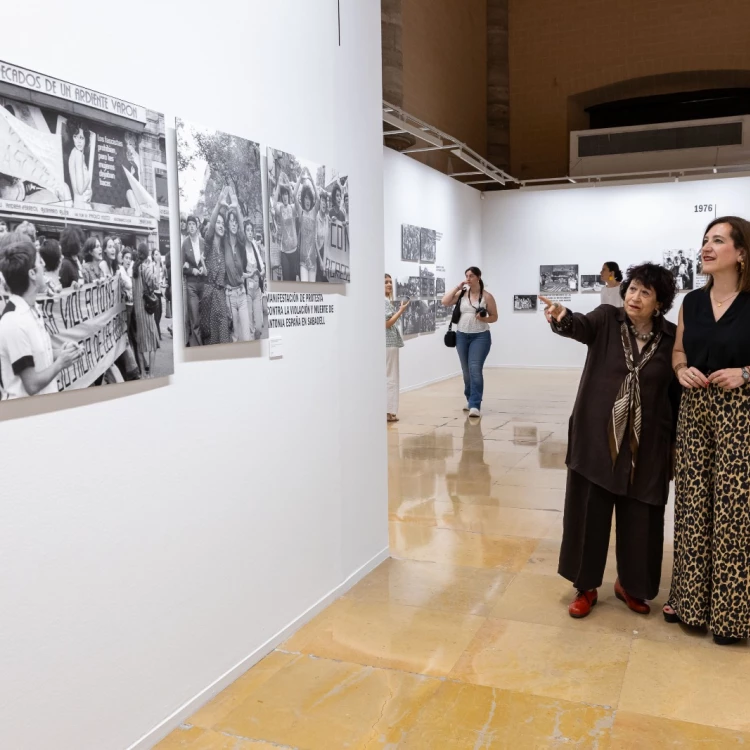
[578,122,742,157]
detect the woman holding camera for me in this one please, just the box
[541,263,680,619]
[441,267,498,418]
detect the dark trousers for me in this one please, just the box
[558,469,665,600]
[185,279,203,346]
[280,249,299,281]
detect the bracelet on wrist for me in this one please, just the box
[674,363,688,376]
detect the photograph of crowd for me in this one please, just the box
[420,228,437,263]
[662,249,695,291]
[420,277,436,298]
[401,224,420,262]
[435,277,446,296]
[419,265,434,279]
[267,148,349,283]
[0,61,173,399]
[513,294,538,311]
[401,300,421,336]
[539,264,579,293]
[176,119,267,346]
[396,277,416,299]
[580,275,602,293]
[424,300,437,332]
[406,276,421,299]
[436,302,452,324]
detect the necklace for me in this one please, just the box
[711,290,739,308]
[629,324,654,342]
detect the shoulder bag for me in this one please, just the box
[443,290,466,348]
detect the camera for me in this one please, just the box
[478,308,488,318]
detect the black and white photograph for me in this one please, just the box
[177,119,267,346]
[401,300,422,336]
[695,253,708,288]
[539,264,579,293]
[396,278,412,299]
[663,249,695,291]
[513,294,538,311]
[420,277,436,298]
[419,265,434,279]
[401,224,420,262]
[420,227,437,263]
[580,275,602,293]
[435,277,446,296]
[436,302,452,324]
[267,147,349,283]
[423,300,437,332]
[0,59,173,400]
[407,276,421,299]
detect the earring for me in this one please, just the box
[653,309,661,317]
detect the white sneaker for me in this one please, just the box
[469,408,481,418]
[463,404,470,412]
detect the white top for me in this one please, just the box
[600,285,623,308]
[457,291,490,334]
[0,294,56,399]
[190,235,202,266]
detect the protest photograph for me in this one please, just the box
[420,228,437,264]
[401,301,421,336]
[662,249,695,291]
[0,60,173,400]
[513,294,538,311]
[539,264,579,293]
[435,277,446,296]
[401,224,420,262]
[176,119,267,346]
[267,147,350,284]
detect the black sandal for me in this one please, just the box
[663,604,682,624]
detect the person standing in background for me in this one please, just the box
[600,262,624,307]
[385,274,408,423]
[182,215,205,346]
[441,267,498,418]
[243,219,266,339]
[666,216,750,645]
[40,239,63,294]
[274,173,299,281]
[59,227,84,289]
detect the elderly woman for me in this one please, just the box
[665,216,750,645]
[541,262,679,619]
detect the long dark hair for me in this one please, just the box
[132,242,150,280]
[82,237,99,263]
[604,261,623,282]
[102,235,119,274]
[465,266,484,298]
[702,215,750,293]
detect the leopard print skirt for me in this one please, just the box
[668,385,750,638]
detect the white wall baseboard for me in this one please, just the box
[400,370,462,393]
[126,546,390,750]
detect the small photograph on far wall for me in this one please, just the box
[401,224,420,262]
[436,277,446,296]
[663,249,695,291]
[436,302,452,324]
[396,278,411,299]
[402,301,422,335]
[419,265,434,278]
[695,253,708,289]
[420,228,437,263]
[580,275,602,293]
[422,300,437,332]
[407,276,421,298]
[539,264,579,293]
[420,277,436,298]
[514,295,538,311]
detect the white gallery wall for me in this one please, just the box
[0,3,385,750]
[482,175,750,368]
[383,147,484,389]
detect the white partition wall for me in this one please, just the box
[383,147,484,390]
[482,176,750,368]
[0,2,385,750]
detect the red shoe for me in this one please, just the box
[614,579,650,615]
[568,589,598,618]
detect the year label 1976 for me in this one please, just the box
[694,204,714,213]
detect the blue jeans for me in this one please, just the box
[456,331,492,409]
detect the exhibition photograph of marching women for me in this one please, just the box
[176,119,268,346]
[267,147,350,284]
[0,60,173,399]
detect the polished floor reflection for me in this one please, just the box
[157,370,750,749]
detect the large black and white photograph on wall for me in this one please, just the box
[402,301,421,336]
[435,277,446,296]
[396,278,411,299]
[420,228,437,263]
[267,147,349,283]
[0,59,173,400]
[423,300,437,332]
[401,224,420,262]
[580,275,602,293]
[407,276,421,299]
[662,249,695,291]
[513,294,538,311]
[436,302,452,324]
[419,265,434,279]
[176,119,267,346]
[539,264,579,293]
[420,277,436,298]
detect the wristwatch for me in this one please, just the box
[742,367,750,386]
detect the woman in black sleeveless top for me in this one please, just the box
[666,216,750,645]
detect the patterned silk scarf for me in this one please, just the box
[607,321,663,482]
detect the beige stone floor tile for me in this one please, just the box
[398,681,614,749]
[490,573,711,648]
[390,521,538,571]
[450,618,631,707]
[493,468,567,490]
[216,654,441,750]
[387,422,436,435]
[610,710,750,748]
[490,483,565,511]
[282,597,485,676]
[188,651,299,730]
[154,725,281,749]
[345,558,515,617]
[619,639,750,731]
[523,539,674,589]
[391,499,561,538]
